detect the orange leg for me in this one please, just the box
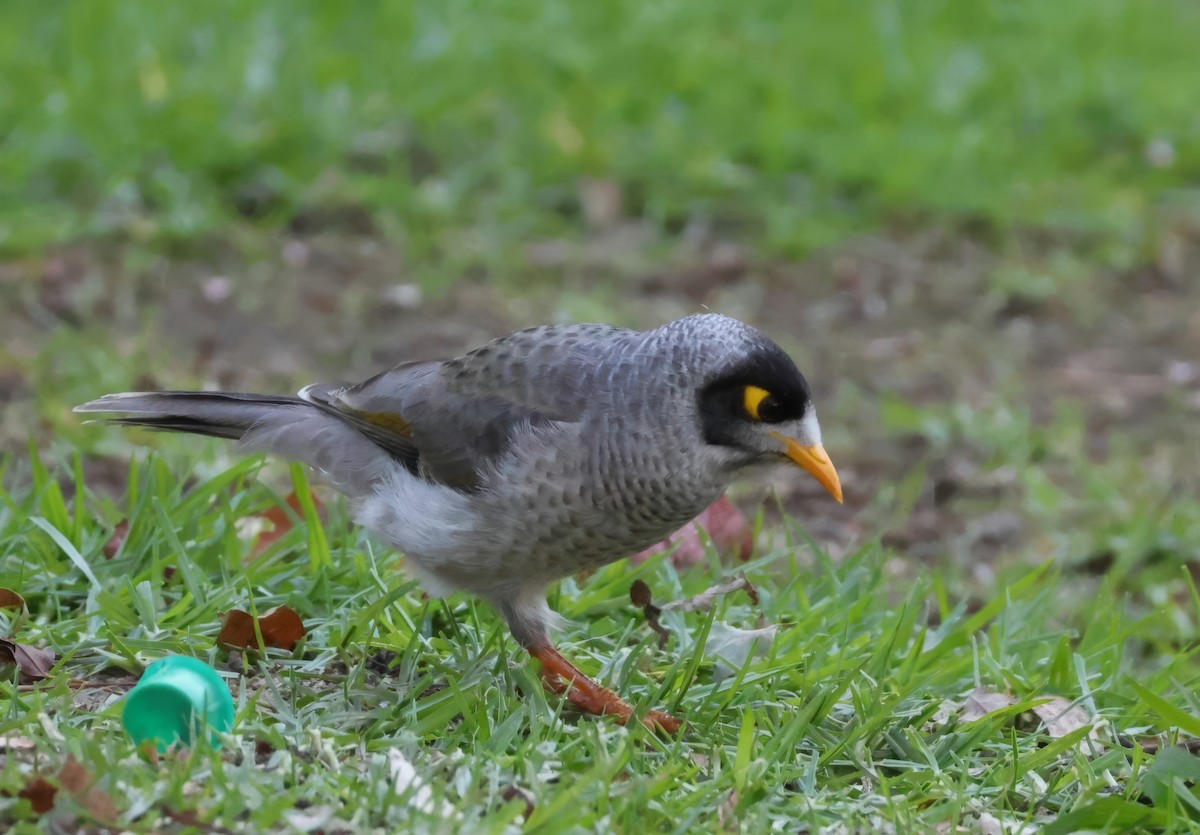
[528,644,682,733]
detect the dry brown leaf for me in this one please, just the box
[629,580,671,647]
[0,637,56,683]
[103,519,129,559]
[252,489,326,556]
[500,785,536,819]
[662,573,759,613]
[163,808,207,828]
[18,775,57,814]
[629,579,652,608]
[1032,695,1093,739]
[960,687,1017,722]
[59,755,119,822]
[218,606,306,652]
[0,588,25,610]
[162,807,239,834]
[2,735,36,752]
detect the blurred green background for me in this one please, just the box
[4,0,1199,261]
[2,0,1198,607]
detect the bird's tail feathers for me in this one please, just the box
[75,390,392,495]
[74,391,308,441]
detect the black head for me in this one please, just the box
[699,341,813,447]
[693,332,842,501]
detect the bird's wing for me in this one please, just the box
[306,324,636,491]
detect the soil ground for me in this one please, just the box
[5,221,1198,598]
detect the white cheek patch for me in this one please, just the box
[800,410,823,447]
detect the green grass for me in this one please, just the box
[2,446,1200,832]
[3,0,1199,273]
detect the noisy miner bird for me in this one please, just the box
[76,313,842,731]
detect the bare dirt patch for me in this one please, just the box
[4,224,1198,578]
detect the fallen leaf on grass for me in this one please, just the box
[1032,695,1094,739]
[58,755,119,823]
[1,735,36,751]
[0,637,56,683]
[928,699,957,727]
[217,606,306,652]
[103,519,129,559]
[17,776,57,814]
[960,687,1017,722]
[0,588,25,609]
[706,623,779,681]
[631,574,761,647]
[662,573,759,613]
[633,495,754,568]
[630,580,671,647]
[500,785,536,819]
[251,489,326,557]
[162,808,237,834]
[629,580,653,608]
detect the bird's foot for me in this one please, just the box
[529,644,681,733]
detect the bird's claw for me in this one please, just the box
[531,644,682,733]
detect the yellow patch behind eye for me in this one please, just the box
[743,385,771,421]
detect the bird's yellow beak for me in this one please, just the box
[772,432,843,504]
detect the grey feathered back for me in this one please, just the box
[75,315,779,500]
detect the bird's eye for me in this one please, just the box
[742,385,786,423]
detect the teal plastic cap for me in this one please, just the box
[123,656,235,752]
